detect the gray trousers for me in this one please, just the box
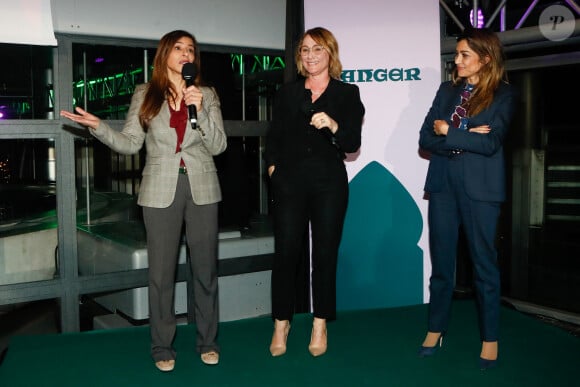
[143,174,219,361]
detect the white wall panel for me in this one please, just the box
[51,0,285,49]
[0,0,57,45]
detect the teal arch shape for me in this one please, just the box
[337,161,424,310]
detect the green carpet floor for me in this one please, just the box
[0,301,578,386]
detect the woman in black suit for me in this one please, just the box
[418,27,517,370]
[264,27,365,357]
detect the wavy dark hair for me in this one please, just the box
[452,27,507,116]
[139,30,201,129]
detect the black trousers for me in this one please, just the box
[270,157,348,321]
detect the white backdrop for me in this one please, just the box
[304,1,441,307]
[51,0,285,49]
[0,0,57,45]
[0,0,286,49]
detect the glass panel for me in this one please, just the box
[72,43,154,118]
[71,43,149,277]
[0,44,54,119]
[75,134,144,278]
[0,139,58,285]
[510,64,580,314]
[206,52,283,229]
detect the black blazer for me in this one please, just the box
[419,81,517,202]
[264,78,365,169]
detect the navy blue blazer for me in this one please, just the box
[419,81,517,202]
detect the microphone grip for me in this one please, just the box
[188,104,197,129]
[183,74,197,129]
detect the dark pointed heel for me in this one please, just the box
[479,357,498,370]
[417,334,443,357]
[479,340,498,370]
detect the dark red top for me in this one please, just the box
[169,99,187,166]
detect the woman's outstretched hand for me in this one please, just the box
[60,107,101,130]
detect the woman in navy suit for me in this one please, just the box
[418,27,517,370]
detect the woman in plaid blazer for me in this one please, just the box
[61,30,227,371]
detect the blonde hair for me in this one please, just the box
[295,27,342,79]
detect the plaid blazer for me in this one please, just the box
[89,84,227,207]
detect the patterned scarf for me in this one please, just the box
[451,84,474,129]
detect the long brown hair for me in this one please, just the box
[452,27,507,116]
[295,27,342,80]
[139,30,201,129]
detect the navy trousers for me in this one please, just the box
[427,155,501,342]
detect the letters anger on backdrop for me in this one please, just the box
[341,67,421,83]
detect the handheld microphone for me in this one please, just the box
[181,62,198,129]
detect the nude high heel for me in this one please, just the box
[269,319,290,356]
[308,317,327,357]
